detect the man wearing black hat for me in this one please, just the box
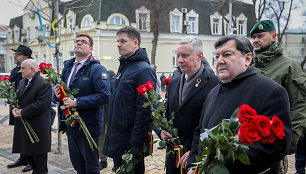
[7,45,33,172]
[251,20,306,174]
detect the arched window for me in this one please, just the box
[110,16,126,25]
[81,15,94,27]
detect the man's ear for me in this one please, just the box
[271,33,277,42]
[244,52,253,68]
[134,39,139,47]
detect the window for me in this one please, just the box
[187,10,199,34]
[35,55,39,62]
[68,16,74,32]
[14,30,19,42]
[110,16,126,25]
[212,52,216,68]
[139,13,147,31]
[210,12,222,35]
[52,52,63,68]
[302,48,305,55]
[9,57,13,70]
[172,50,178,67]
[213,19,220,34]
[136,6,150,32]
[172,15,180,32]
[188,17,196,33]
[236,14,248,36]
[69,52,75,59]
[26,27,30,41]
[35,27,39,39]
[82,15,94,27]
[43,54,47,63]
[302,37,305,44]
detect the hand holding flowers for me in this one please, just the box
[192,104,285,174]
[39,62,97,150]
[0,76,39,143]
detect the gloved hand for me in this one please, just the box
[131,145,142,158]
[58,120,67,134]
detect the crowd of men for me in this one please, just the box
[5,20,306,174]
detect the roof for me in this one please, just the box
[9,16,23,29]
[0,25,8,31]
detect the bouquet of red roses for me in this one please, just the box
[39,62,97,150]
[0,75,39,143]
[192,104,285,174]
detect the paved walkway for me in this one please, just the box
[0,103,298,174]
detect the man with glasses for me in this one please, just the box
[54,34,110,174]
[7,45,33,172]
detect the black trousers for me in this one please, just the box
[26,154,48,174]
[113,156,145,174]
[165,153,186,174]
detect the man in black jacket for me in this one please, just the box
[12,59,51,174]
[103,26,157,174]
[7,45,33,172]
[186,35,291,174]
[158,36,219,173]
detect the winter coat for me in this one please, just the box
[13,72,51,155]
[188,67,292,174]
[255,42,306,144]
[103,48,157,159]
[164,66,219,174]
[58,56,110,138]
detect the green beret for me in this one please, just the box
[250,20,275,36]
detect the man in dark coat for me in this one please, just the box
[158,36,219,173]
[7,45,33,172]
[103,26,157,174]
[12,59,51,174]
[55,34,110,174]
[186,35,292,174]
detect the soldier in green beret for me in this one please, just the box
[251,20,306,174]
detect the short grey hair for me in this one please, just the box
[24,59,39,72]
[179,36,203,54]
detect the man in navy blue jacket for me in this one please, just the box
[55,34,110,174]
[103,26,157,174]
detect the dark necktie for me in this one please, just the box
[69,62,81,87]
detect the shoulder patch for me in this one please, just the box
[101,73,108,80]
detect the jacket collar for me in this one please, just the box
[255,42,283,68]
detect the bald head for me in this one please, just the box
[19,59,39,79]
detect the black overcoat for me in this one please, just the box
[164,66,219,173]
[188,67,292,174]
[12,72,51,155]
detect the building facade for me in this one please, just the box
[0,25,8,73]
[283,29,306,64]
[4,0,256,76]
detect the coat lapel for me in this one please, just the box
[177,72,210,112]
[170,77,180,112]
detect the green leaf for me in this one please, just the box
[71,88,79,95]
[237,150,250,165]
[126,162,133,172]
[216,148,224,162]
[212,163,230,174]
[159,141,166,149]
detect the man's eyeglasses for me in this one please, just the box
[14,53,24,56]
[74,39,90,46]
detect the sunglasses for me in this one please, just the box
[74,39,90,46]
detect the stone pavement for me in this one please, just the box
[0,103,298,174]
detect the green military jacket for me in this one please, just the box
[255,42,306,144]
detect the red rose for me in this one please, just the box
[137,84,148,96]
[260,130,277,143]
[144,81,154,91]
[238,121,261,144]
[254,115,271,137]
[4,75,10,80]
[0,76,4,81]
[46,63,52,69]
[39,62,47,74]
[238,104,257,124]
[163,78,171,86]
[271,116,285,139]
